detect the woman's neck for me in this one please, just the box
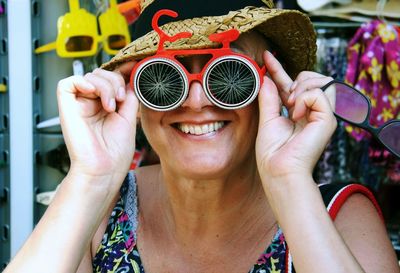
[150,157,272,246]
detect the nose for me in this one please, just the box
[180,55,213,111]
[181,81,212,111]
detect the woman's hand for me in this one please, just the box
[256,51,337,181]
[57,62,139,181]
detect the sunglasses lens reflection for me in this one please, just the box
[325,83,369,124]
[66,36,94,52]
[379,122,400,156]
[205,58,257,108]
[108,35,127,50]
[136,60,187,110]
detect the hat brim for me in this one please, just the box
[101,6,316,79]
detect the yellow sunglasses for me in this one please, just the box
[35,0,130,57]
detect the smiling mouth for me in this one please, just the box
[174,121,227,135]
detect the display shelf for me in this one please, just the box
[0,0,10,268]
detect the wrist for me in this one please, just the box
[260,173,318,217]
[64,169,127,200]
[260,172,314,191]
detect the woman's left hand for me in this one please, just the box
[256,51,337,182]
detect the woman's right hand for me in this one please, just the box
[57,62,139,181]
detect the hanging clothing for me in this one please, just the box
[345,19,400,142]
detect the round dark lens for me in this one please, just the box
[324,83,369,124]
[65,36,93,52]
[205,57,257,109]
[108,35,126,50]
[136,60,187,110]
[378,121,400,156]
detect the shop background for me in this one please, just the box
[0,0,399,269]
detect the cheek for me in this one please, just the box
[139,109,163,146]
[235,104,259,145]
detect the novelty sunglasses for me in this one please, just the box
[35,0,130,57]
[322,80,400,158]
[130,9,266,111]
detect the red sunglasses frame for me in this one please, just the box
[130,9,267,111]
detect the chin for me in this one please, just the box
[171,152,234,179]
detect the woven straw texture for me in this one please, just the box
[101,0,316,79]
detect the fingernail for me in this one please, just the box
[109,99,116,111]
[117,87,126,100]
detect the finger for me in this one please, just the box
[57,76,96,106]
[263,50,293,103]
[84,72,117,112]
[288,76,334,104]
[114,61,137,82]
[57,75,96,93]
[57,76,98,121]
[293,71,329,84]
[258,75,282,125]
[92,68,127,102]
[118,83,139,128]
[291,88,334,122]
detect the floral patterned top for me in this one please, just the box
[92,172,288,273]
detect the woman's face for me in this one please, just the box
[140,31,269,179]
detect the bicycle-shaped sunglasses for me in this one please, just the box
[130,9,266,111]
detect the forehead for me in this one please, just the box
[231,30,270,63]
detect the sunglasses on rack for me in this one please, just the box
[35,0,130,57]
[322,80,400,158]
[130,9,266,111]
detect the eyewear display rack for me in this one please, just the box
[0,0,10,269]
[4,0,105,263]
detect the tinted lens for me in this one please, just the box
[378,121,400,156]
[65,36,93,52]
[204,57,258,109]
[108,35,127,50]
[324,82,369,124]
[135,59,187,111]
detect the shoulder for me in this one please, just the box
[330,184,399,273]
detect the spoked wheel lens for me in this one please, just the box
[204,56,259,109]
[134,58,188,111]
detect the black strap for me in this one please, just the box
[319,182,352,207]
[133,0,268,38]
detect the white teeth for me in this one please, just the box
[182,124,189,133]
[195,126,202,135]
[178,121,225,135]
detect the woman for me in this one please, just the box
[5,0,399,272]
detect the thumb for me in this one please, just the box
[258,76,282,126]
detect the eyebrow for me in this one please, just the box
[230,43,246,54]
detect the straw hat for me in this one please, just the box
[101,0,317,79]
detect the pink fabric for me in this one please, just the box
[345,20,400,141]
